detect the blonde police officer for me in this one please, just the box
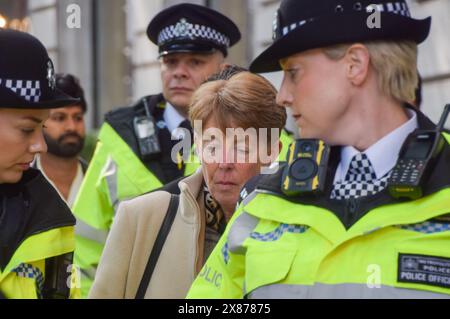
[188,0,450,299]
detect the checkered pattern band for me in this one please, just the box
[250,224,308,242]
[345,153,377,182]
[158,18,230,48]
[331,153,390,200]
[278,2,411,37]
[222,241,230,265]
[0,78,41,102]
[369,2,411,17]
[397,221,450,234]
[221,224,308,263]
[12,263,44,299]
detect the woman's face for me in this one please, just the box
[277,49,351,143]
[197,117,278,219]
[0,108,49,184]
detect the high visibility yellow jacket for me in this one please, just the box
[0,169,79,299]
[188,115,450,299]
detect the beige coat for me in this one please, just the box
[89,170,206,299]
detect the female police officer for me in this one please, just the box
[0,29,80,299]
[188,0,450,298]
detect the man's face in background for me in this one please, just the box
[160,51,224,116]
[43,105,86,158]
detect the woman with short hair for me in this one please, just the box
[90,71,287,299]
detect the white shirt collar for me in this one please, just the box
[334,109,418,182]
[163,102,187,135]
[67,164,84,208]
[35,155,84,208]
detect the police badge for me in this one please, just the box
[47,60,56,90]
[174,18,190,38]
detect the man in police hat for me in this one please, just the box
[72,3,241,297]
[0,29,80,299]
[188,0,450,298]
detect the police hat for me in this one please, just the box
[250,0,431,73]
[0,29,80,109]
[147,3,241,57]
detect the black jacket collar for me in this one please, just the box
[104,94,166,147]
[0,169,75,270]
[103,94,187,184]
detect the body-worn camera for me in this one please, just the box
[281,139,331,197]
[133,115,161,161]
[42,253,73,299]
[389,104,450,200]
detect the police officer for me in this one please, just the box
[188,0,450,298]
[0,29,80,299]
[72,3,241,297]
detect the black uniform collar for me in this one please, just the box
[104,94,187,184]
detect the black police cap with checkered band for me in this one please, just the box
[250,0,431,73]
[147,3,241,57]
[0,29,79,109]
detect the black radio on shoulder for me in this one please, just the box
[281,139,331,197]
[133,99,161,161]
[389,104,450,200]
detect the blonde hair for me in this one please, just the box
[323,41,418,104]
[189,72,287,140]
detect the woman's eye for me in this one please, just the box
[21,128,35,135]
[288,69,298,79]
